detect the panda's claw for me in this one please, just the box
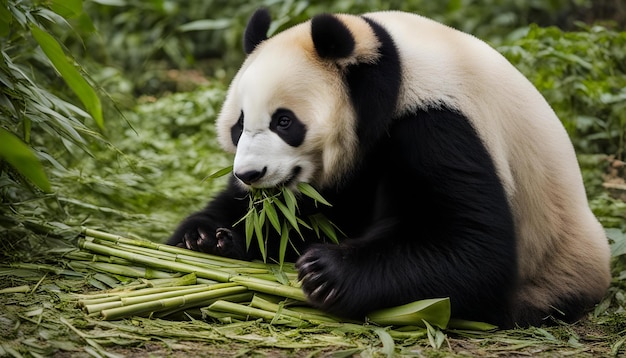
[296,244,347,312]
[323,288,338,305]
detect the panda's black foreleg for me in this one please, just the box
[295,218,408,319]
[166,176,252,260]
[295,212,517,326]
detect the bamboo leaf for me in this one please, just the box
[30,24,103,129]
[278,222,290,268]
[295,217,313,231]
[244,210,254,251]
[178,19,231,32]
[50,0,83,18]
[367,297,451,329]
[309,214,340,244]
[254,209,267,262]
[282,186,297,214]
[274,198,301,237]
[205,165,233,180]
[0,127,51,192]
[263,199,281,234]
[424,320,446,349]
[297,182,332,206]
[447,318,498,331]
[372,327,396,357]
[0,5,10,37]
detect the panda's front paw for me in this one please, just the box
[296,244,349,314]
[171,223,247,259]
[178,226,216,253]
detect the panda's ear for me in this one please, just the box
[311,14,355,60]
[243,8,271,55]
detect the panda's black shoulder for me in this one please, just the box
[346,16,402,152]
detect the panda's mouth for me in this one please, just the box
[280,166,302,187]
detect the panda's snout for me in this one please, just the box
[234,167,267,185]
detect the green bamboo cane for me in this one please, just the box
[208,300,305,326]
[100,285,247,320]
[78,285,205,307]
[156,292,254,319]
[69,261,178,279]
[82,227,271,269]
[84,284,230,314]
[250,295,338,323]
[229,276,306,302]
[78,238,232,282]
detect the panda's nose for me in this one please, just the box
[234,167,267,185]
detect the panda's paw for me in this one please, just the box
[178,226,245,259]
[296,244,348,312]
[178,226,216,253]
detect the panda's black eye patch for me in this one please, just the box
[270,108,306,147]
[231,111,244,146]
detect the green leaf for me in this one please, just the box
[0,127,51,193]
[607,228,626,258]
[253,210,266,262]
[309,214,340,244]
[367,297,451,329]
[372,327,396,357]
[205,165,233,180]
[274,199,301,238]
[278,222,290,268]
[178,19,231,32]
[282,186,297,214]
[297,182,332,206]
[424,320,446,349]
[244,210,254,250]
[263,199,281,234]
[447,318,498,331]
[30,24,104,130]
[0,4,11,37]
[50,0,83,18]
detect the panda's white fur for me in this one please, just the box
[171,9,611,327]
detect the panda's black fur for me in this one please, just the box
[168,9,611,328]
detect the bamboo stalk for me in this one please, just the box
[201,308,249,322]
[65,251,133,265]
[83,284,230,314]
[121,283,238,306]
[250,295,337,323]
[79,285,205,307]
[100,285,248,320]
[229,276,306,302]
[78,238,232,282]
[82,227,271,269]
[156,292,254,319]
[208,300,305,326]
[69,261,177,279]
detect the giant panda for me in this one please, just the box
[168,8,612,328]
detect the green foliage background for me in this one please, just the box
[1,0,626,355]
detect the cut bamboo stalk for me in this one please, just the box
[100,285,247,320]
[78,238,232,282]
[229,276,306,302]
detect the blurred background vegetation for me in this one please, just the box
[1,0,625,279]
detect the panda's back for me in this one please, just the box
[365,10,611,316]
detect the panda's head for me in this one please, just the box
[216,9,383,190]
